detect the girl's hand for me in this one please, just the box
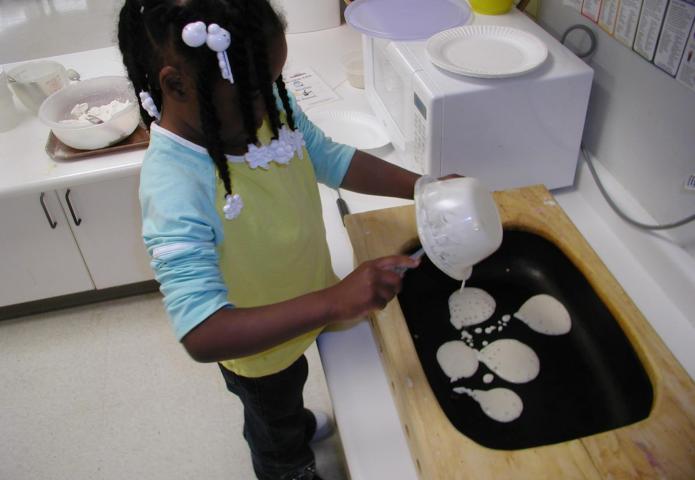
[327,255,421,322]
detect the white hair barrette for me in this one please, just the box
[182,21,234,84]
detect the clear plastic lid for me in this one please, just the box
[345,0,473,41]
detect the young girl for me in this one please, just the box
[118,1,421,478]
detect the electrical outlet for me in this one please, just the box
[685,174,695,192]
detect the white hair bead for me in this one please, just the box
[206,24,231,52]
[138,91,161,121]
[181,21,207,47]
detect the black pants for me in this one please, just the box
[218,355,317,480]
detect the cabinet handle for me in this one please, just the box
[65,189,82,226]
[39,192,58,229]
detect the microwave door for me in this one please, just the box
[365,37,414,154]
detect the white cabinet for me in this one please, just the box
[57,175,153,289]
[0,174,154,308]
[0,191,94,306]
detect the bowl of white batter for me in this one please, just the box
[414,175,503,281]
[38,75,140,150]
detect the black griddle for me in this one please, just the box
[397,230,653,450]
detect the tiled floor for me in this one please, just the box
[0,293,348,480]
[0,1,348,478]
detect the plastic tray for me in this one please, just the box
[45,122,149,160]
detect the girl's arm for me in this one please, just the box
[339,150,421,199]
[181,254,419,362]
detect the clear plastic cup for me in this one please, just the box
[6,60,79,114]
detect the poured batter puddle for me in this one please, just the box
[448,287,496,329]
[453,386,523,423]
[514,294,571,335]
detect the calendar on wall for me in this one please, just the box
[564,0,695,92]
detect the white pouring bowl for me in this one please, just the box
[414,175,503,280]
[38,76,139,150]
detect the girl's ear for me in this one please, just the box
[159,66,190,102]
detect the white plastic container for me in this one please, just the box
[275,0,340,33]
[38,76,139,150]
[414,176,503,280]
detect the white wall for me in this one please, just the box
[0,0,120,64]
[537,1,695,248]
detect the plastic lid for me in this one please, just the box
[345,0,472,41]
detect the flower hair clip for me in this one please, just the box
[182,21,234,84]
[139,91,161,120]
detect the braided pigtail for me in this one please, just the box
[195,74,232,196]
[275,76,297,131]
[118,0,158,127]
[242,0,282,139]
[217,1,260,147]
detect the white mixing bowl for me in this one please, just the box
[415,175,503,280]
[38,76,139,150]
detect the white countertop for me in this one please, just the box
[3,19,694,480]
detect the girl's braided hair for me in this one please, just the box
[117,0,297,200]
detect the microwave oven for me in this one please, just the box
[363,10,594,191]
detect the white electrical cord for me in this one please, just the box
[581,145,695,230]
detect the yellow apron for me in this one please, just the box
[216,121,338,378]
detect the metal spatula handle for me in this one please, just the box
[393,248,425,275]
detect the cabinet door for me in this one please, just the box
[58,175,153,289]
[0,191,94,307]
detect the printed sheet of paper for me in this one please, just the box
[634,0,670,60]
[599,0,621,33]
[282,67,339,110]
[582,0,603,21]
[654,0,695,75]
[615,0,645,46]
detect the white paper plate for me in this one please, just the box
[308,110,390,150]
[426,25,548,78]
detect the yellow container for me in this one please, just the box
[469,0,514,15]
